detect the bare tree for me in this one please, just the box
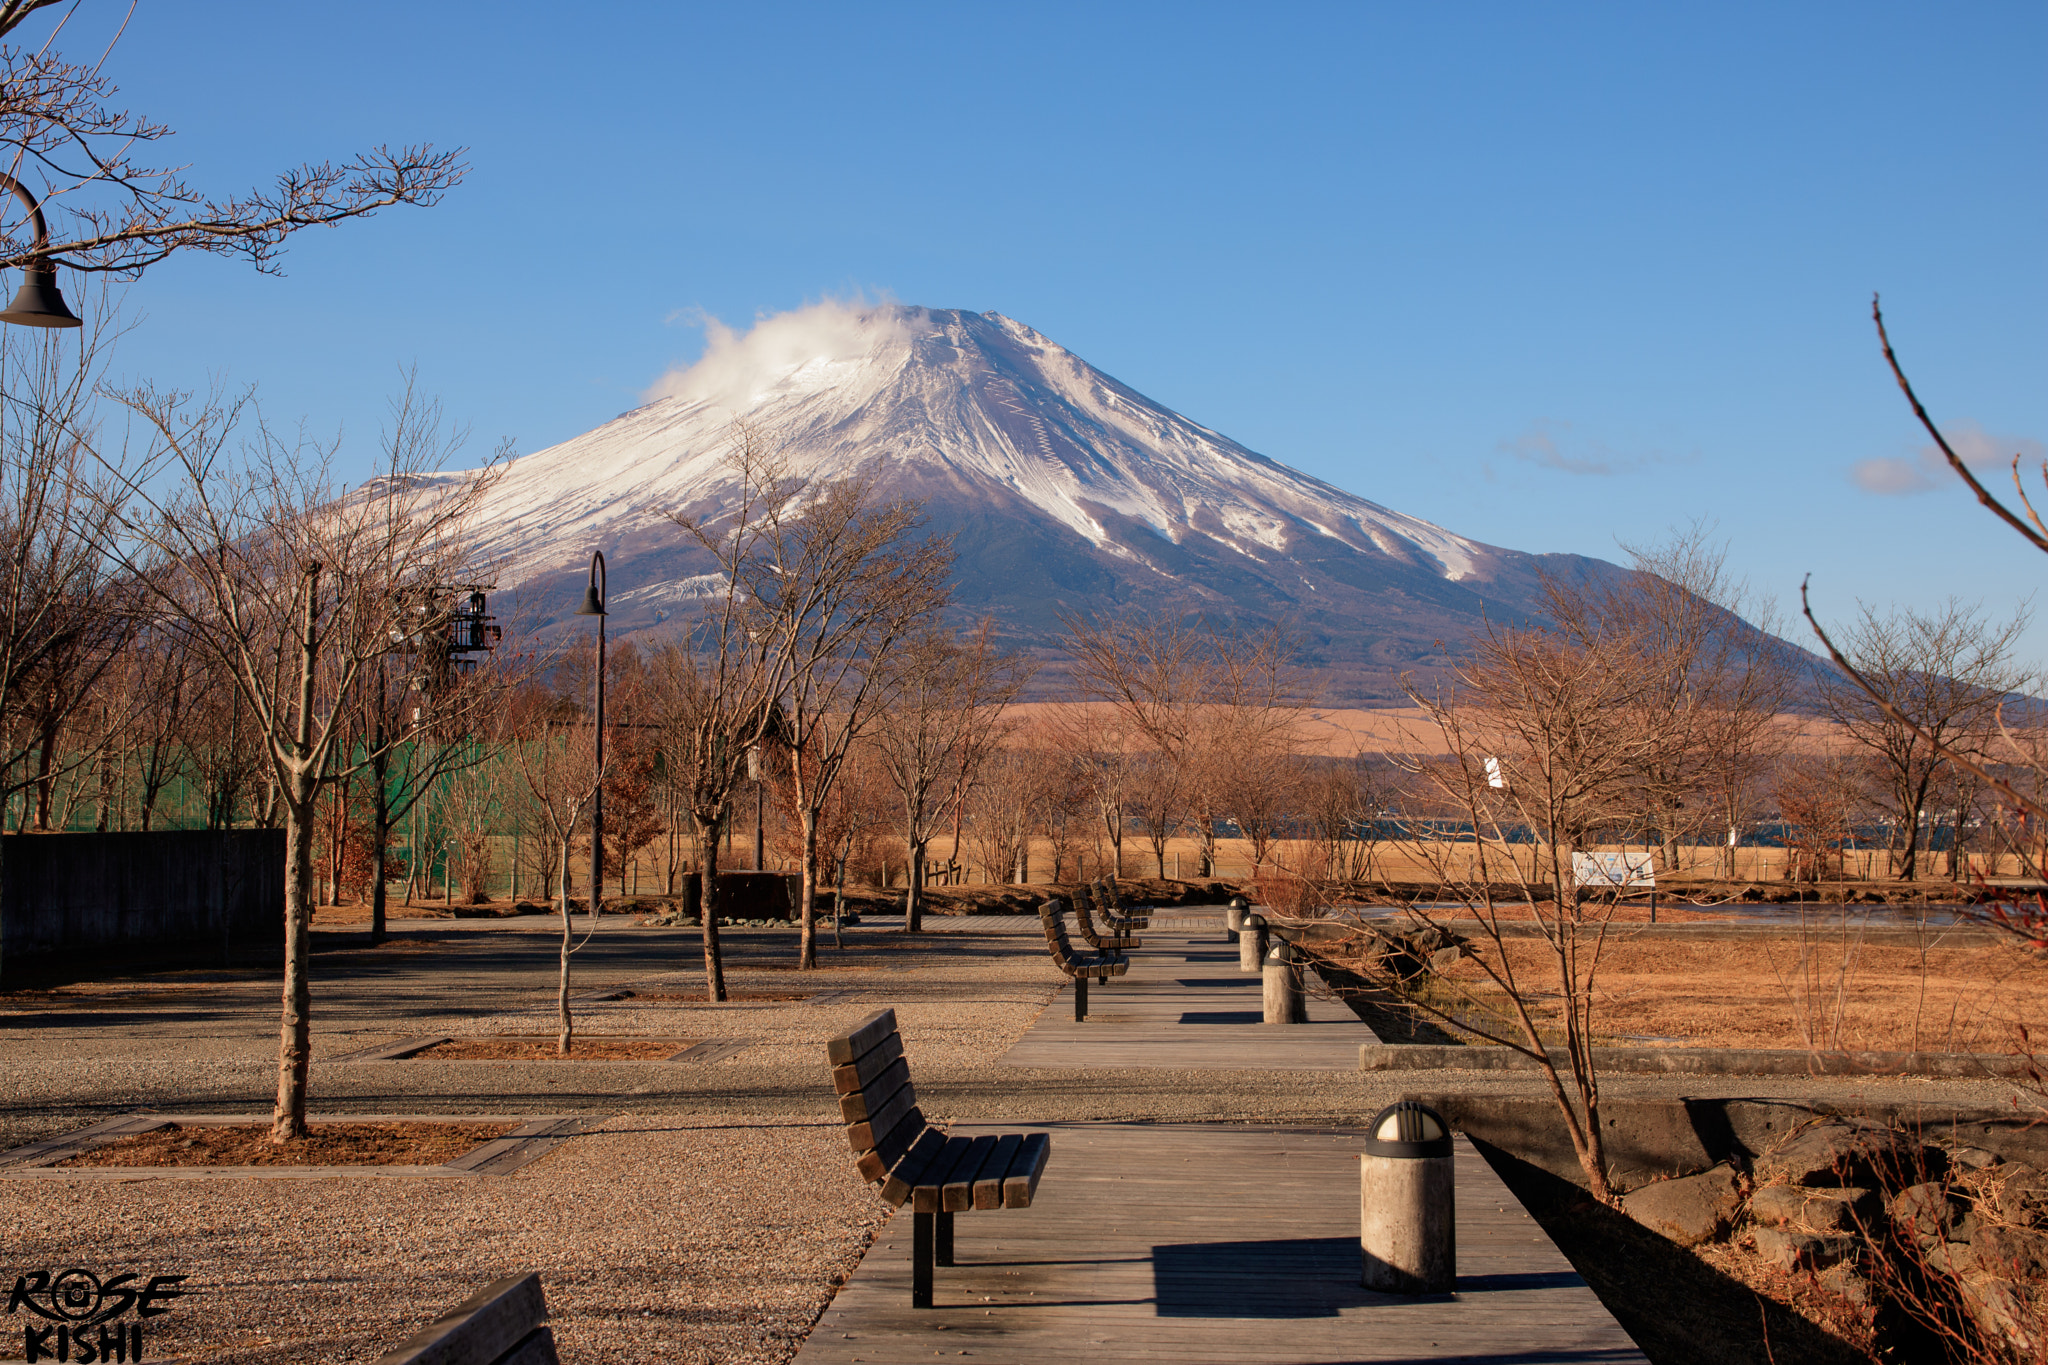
[1544,525,1797,874]
[1392,619,1664,1201]
[1803,300,2048,851]
[91,381,503,1140]
[1815,599,2028,881]
[962,742,1036,887]
[658,425,861,999]
[0,295,140,824]
[355,640,507,941]
[1126,747,1184,879]
[871,620,1029,930]
[1302,753,1386,886]
[501,682,605,1053]
[1061,613,1309,876]
[735,462,951,967]
[1051,704,1140,880]
[1773,754,1860,883]
[0,3,462,280]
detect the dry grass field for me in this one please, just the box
[1424,931,2048,1054]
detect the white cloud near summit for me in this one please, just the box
[644,295,916,412]
[1851,420,2046,496]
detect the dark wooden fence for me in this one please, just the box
[0,829,284,984]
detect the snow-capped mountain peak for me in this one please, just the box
[469,300,1611,704]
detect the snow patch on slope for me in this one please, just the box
[463,301,1485,589]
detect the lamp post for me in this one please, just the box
[0,173,81,329]
[574,552,607,907]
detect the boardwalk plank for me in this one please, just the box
[796,1123,1644,1364]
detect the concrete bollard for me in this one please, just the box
[1262,936,1306,1023]
[1225,895,1251,945]
[1238,913,1265,973]
[1360,1101,1455,1294]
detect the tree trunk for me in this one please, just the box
[695,815,728,1002]
[905,836,927,931]
[798,805,819,969]
[369,760,390,946]
[1899,797,1922,881]
[832,848,847,949]
[272,789,316,1142]
[32,717,57,829]
[557,836,575,1055]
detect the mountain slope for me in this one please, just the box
[468,303,1621,703]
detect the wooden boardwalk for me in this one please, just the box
[1002,931,1383,1071]
[798,1123,1645,1363]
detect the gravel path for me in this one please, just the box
[0,917,2025,1361]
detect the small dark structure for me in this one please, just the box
[715,870,801,920]
[0,830,284,985]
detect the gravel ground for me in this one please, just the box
[0,918,2028,1362]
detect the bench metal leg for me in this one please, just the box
[1073,976,1087,1022]
[913,1210,935,1308]
[936,1210,954,1266]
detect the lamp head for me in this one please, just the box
[574,584,606,617]
[0,264,81,329]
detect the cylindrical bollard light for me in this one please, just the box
[1225,894,1250,945]
[1239,912,1265,973]
[1360,1101,1455,1294]
[1262,936,1307,1023]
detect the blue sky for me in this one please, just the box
[42,2,2048,655]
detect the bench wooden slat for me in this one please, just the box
[910,1135,986,1212]
[1001,1132,1051,1209]
[1038,899,1127,981]
[826,1008,898,1067]
[846,1076,919,1154]
[830,1031,904,1096]
[838,1055,912,1123]
[374,1272,550,1365]
[971,1133,1025,1210]
[854,1098,928,1183]
[941,1133,1002,1212]
[879,1125,951,1206]
[497,1328,560,1365]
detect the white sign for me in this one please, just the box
[1572,851,1656,889]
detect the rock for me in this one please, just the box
[1427,945,1464,973]
[1891,1182,1965,1245]
[1817,1261,1873,1307]
[1749,1184,1876,1233]
[1752,1224,1857,1272]
[1954,1278,2045,1360]
[1407,924,1450,953]
[1756,1120,1924,1189]
[1624,1165,1743,1246]
[1925,1240,1979,1278]
[1972,1225,2048,1280]
[1947,1145,2001,1171]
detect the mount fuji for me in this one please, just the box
[467,301,1620,703]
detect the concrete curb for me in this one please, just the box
[1360,1043,2038,1078]
[1324,918,1995,947]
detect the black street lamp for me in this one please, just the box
[574,552,607,905]
[0,173,81,329]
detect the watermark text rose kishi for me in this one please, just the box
[6,1269,189,1363]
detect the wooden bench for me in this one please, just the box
[1072,883,1142,953]
[1038,896,1127,1020]
[828,1008,1051,1308]
[375,1272,557,1365]
[1091,877,1151,932]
